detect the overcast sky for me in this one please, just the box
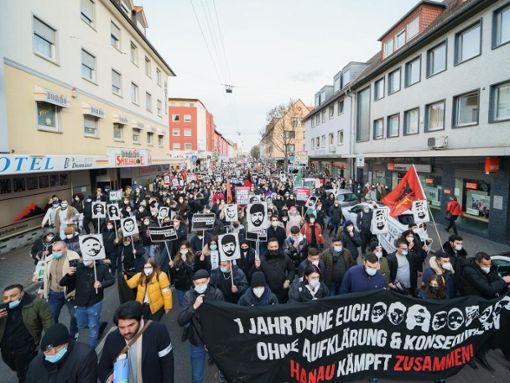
[140,0,421,151]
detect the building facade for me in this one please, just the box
[0,0,174,249]
[350,0,510,242]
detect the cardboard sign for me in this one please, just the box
[121,216,139,237]
[295,187,311,202]
[218,232,240,262]
[107,203,121,221]
[224,204,238,222]
[246,230,267,242]
[109,190,123,202]
[158,206,170,220]
[148,226,178,242]
[91,202,107,219]
[412,200,431,224]
[192,213,216,231]
[371,207,390,234]
[249,195,260,203]
[79,234,106,261]
[235,187,250,205]
[247,202,269,232]
[163,174,171,185]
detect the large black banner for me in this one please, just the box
[199,290,510,383]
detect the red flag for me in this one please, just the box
[227,180,233,203]
[381,165,425,217]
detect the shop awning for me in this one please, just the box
[112,114,129,125]
[157,128,167,136]
[82,103,105,118]
[34,86,69,108]
[131,121,145,130]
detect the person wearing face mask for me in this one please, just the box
[387,239,421,296]
[461,252,510,299]
[237,240,256,281]
[0,284,53,383]
[442,234,468,295]
[422,251,457,298]
[41,197,61,230]
[367,241,391,285]
[125,258,172,321]
[59,257,114,348]
[102,221,119,276]
[210,261,248,304]
[339,220,362,262]
[178,270,224,383]
[321,238,356,296]
[31,232,56,265]
[300,214,324,250]
[118,237,146,304]
[195,239,218,273]
[297,248,326,280]
[190,231,212,254]
[26,323,97,383]
[52,200,79,239]
[356,205,374,256]
[285,206,302,235]
[417,274,448,300]
[139,216,157,258]
[289,265,329,303]
[267,217,286,248]
[165,215,188,263]
[327,199,344,236]
[238,271,278,306]
[400,229,427,272]
[62,226,81,255]
[340,253,385,294]
[169,242,195,306]
[284,226,308,268]
[41,241,80,340]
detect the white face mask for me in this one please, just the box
[365,267,377,276]
[454,244,463,251]
[253,287,265,298]
[311,260,320,266]
[412,228,419,234]
[480,266,491,274]
[144,267,153,276]
[309,219,315,224]
[441,262,452,271]
[375,251,383,259]
[406,237,414,243]
[309,278,320,288]
[65,234,73,239]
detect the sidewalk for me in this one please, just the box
[0,245,37,290]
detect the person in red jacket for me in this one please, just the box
[300,214,324,249]
[445,196,463,235]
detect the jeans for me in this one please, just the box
[446,215,458,235]
[74,300,103,348]
[48,291,78,337]
[145,245,156,258]
[190,344,207,383]
[175,288,186,306]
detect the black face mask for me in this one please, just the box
[268,250,279,257]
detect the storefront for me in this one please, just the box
[453,177,491,234]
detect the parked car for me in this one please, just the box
[325,189,359,209]
[491,254,510,278]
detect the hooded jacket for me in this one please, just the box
[126,271,172,314]
[238,286,278,306]
[422,256,456,298]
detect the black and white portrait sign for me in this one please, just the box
[218,232,240,262]
[412,200,430,224]
[224,204,238,222]
[121,216,139,237]
[92,202,107,219]
[371,207,390,234]
[107,203,121,221]
[247,202,269,232]
[79,234,106,261]
[158,206,170,220]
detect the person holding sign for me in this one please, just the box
[125,258,172,321]
[210,261,248,304]
[59,257,114,348]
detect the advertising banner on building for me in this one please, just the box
[199,290,510,383]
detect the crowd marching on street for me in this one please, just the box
[1,162,509,383]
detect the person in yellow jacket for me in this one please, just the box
[125,258,172,321]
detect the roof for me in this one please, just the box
[109,0,175,76]
[133,5,148,28]
[377,0,447,41]
[351,0,485,90]
[168,98,207,110]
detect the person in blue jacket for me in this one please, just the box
[340,253,385,294]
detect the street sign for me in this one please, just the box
[356,155,365,168]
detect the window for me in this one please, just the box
[455,22,481,65]
[494,4,510,48]
[111,69,121,95]
[37,102,59,132]
[0,179,12,194]
[384,38,394,58]
[285,131,295,139]
[334,76,341,92]
[329,133,334,145]
[387,114,400,137]
[184,143,192,150]
[172,128,180,136]
[491,81,510,122]
[373,118,384,140]
[173,143,181,150]
[425,101,446,131]
[311,118,315,128]
[81,49,96,82]
[130,42,138,65]
[145,92,152,112]
[454,90,479,127]
[321,135,326,147]
[81,0,95,26]
[407,18,419,40]
[33,16,56,60]
[337,130,344,145]
[404,108,420,135]
[315,114,320,125]
[316,137,320,148]
[110,21,121,50]
[184,129,192,137]
[405,56,421,87]
[131,82,139,104]
[395,30,406,50]
[388,68,401,94]
[356,87,370,142]
[337,99,344,115]
[84,115,98,137]
[145,56,151,77]
[157,99,162,116]
[172,114,180,122]
[132,128,141,144]
[183,114,191,122]
[311,138,315,148]
[427,41,447,77]
[120,0,131,14]
[287,144,295,152]
[321,110,326,123]
[156,68,162,86]
[147,132,154,145]
[342,69,351,86]
[374,78,385,100]
[113,123,124,140]
[329,106,334,119]
[158,135,164,147]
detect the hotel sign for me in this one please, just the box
[0,154,107,175]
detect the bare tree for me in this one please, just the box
[250,145,260,159]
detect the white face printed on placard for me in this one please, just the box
[158,207,170,220]
[92,202,107,219]
[247,202,269,232]
[218,232,241,262]
[224,204,238,222]
[121,216,139,237]
[412,200,430,224]
[371,207,390,234]
[79,234,106,261]
[107,204,120,221]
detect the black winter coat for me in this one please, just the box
[238,286,279,306]
[340,230,361,261]
[288,281,329,303]
[210,266,249,303]
[256,251,296,301]
[266,226,287,248]
[170,260,194,291]
[461,258,508,299]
